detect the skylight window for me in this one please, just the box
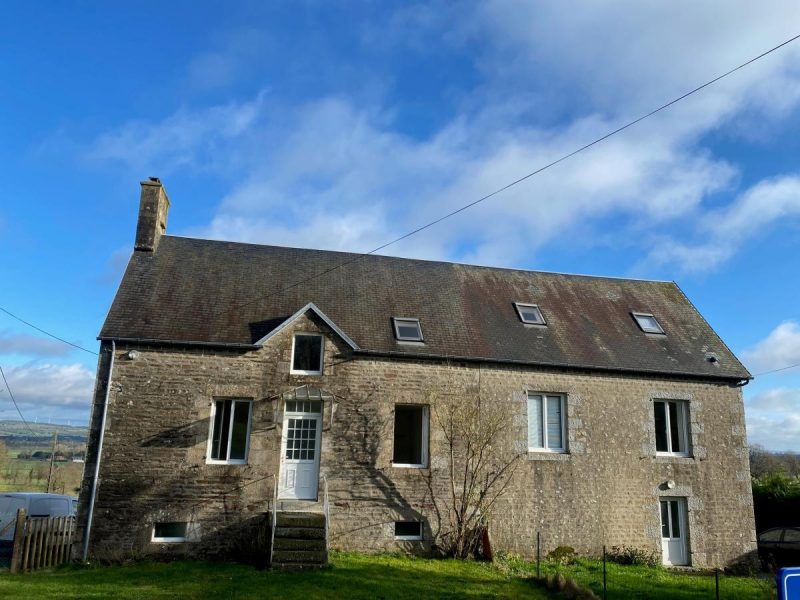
[514,303,546,325]
[632,312,665,334]
[392,318,423,342]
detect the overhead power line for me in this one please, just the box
[223,32,800,316]
[0,363,35,435]
[0,306,98,356]
[753,362,800,378]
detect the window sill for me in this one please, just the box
[655,453,693,460]
[151,538,188,544]
[206,459,248,465]
[395,340,425,346]
[395,536,423,541]
[527,450,570,460]
[290,370,323,376]
[392,463,428,469]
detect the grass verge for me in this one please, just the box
[496,553,776,600]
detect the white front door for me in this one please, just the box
[278,401,322,500]
[660,498,689,566]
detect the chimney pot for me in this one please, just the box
[134,178,170,253]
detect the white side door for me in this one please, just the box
[278,402,322,500]
[660,498,689,566]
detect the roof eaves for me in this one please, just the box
[97,336,259,350]
[254,302,360,350]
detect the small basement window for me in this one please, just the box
[632,312,665,334]
[291,333,324,375]
[393,405,429,467]
[152,522,188,543]
[514,302,546,325]
[395,521,423,541]
[393,317,424,342]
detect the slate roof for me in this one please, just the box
[100,235,750,381]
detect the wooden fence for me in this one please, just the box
[8,509,76,573]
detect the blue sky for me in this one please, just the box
[0,2,799,450]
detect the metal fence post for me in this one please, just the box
[536,531,541,578]
[9,508,27,574]
[602,545,607,600]
[715,568,720,600]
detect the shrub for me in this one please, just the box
[606,545,660,567]
[547,545,577,566]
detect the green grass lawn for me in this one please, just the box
[0,553,552,600]
[498,554,776,600]
[0,552,777,599]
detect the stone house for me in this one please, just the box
[78,179,756,568]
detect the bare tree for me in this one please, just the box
[425,373,523,558]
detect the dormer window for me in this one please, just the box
[291,333,324,375]
[392,318,423,342]
[514,303,546,325]
[632,312,665,334]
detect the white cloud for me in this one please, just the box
[84,93,267,174]
[644,176,800,273]
[742,321,800,375]
[0,363,94,419]
[0,332,73,358]
[745,388,800,451]
[78,3,800,272]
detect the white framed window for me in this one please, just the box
[152,522,188,543]
[654,400,690,456]
[527,393,567,453]
[392,317,424,342]
[394,521,423,541]
[291,333,324,375]
[514,302,547,325]
[207,399,252,464]
[392,405,429,467]
[632,312,665,334]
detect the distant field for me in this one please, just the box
[1,440,85,496]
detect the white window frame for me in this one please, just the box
[654,399,690,457]
[394,521,423,541]
[514,302,547,325]
[152,521,189,543]
[392,317,424,342]
[527,392,567,453]
[206,399,253,465]
[392,404,429,468]
[290,333,325,375]
[632,312,665,334]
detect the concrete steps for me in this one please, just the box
[271,511,327,570]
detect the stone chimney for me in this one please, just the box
[134,177,170,253]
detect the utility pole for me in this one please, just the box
[46,430,58,493]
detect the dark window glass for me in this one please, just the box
[654,402,668,452]
[210,400,251,461]
[669,402,681,452]
[395,521,422,538]
[29,498,69,517]
[393,405,425,465]
[670,501,681,538]
[229,402,250,460]
[293,335,323,372]
[660,501,670,538]
[154,522,187,539]
[783,529,800,543]
[759,529,783,542]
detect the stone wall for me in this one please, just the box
[80,311,756,567]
